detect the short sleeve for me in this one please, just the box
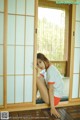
[47,67,56,84]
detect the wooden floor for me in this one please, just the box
[9,105,80,120]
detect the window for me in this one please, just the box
[38,7,65,61]
[37,0,70,76]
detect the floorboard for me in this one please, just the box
[9,105,80,120]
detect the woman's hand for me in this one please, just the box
[50,107,61,118]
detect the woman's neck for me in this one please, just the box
[46,62,51,70]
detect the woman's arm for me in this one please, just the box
[48,84,61,118]
[48,84,54,108]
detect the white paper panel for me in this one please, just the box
[15,76,23,103]
[0,0,4,12]
[76,5,80,21]
[16,46,24,74]
[26,0,34,15]
[25,46,33,74]
[0,46,3,75]
[24,76,33,102]
[62,77,69,97]
[73,48,80,73]
[16,0,25,14]
[8,0,16,13]
[26,17,34,45]
[72,74,79,98]
[7,76,14,103]
[0,13,4,44]
[7,15,15,45]
[75,22,80,47]
[7,46,14,74]
[0,77,3,105]
[79,84,80,98]
[16,16,25,45]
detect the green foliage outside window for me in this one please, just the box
[37,7,65,61]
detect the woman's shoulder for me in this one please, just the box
[47,64,60,74]
[48,64,56,70]
[47,65,56,72]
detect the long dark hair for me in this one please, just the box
[37,53,50,69]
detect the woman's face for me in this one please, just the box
[37,59,45,70]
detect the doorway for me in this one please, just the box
[36,0,70,104]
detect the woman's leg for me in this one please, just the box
[36,76,49,104]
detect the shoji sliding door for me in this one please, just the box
[7,0,35,104]
[0,0,36,109]
[0,0,4,107]
[72,5,80,100]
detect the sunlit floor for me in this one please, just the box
[9,105,80,120]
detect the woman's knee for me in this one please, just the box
[36,76,44,84]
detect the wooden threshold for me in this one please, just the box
[0,101,80,112]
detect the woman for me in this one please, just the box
[36,53,64,118]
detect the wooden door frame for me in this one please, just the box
[36,0,80,107]
[1,1,80,112]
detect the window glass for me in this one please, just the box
[37,7,66,61]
